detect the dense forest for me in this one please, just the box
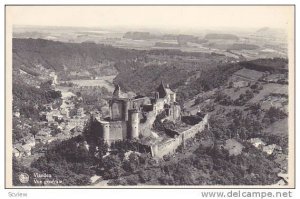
[13,38,238,103]
[13,38,221,72]
[240,58,288,72]
[13,38,144,71]
[114,58,288,104]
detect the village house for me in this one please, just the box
[21,136,36,148]
[35,127,53,145]
[49,72,58,85]
[13,109,20,118]
[60,108,70,118]
[249,138,266,148]
[57,122,66,131]
[263,144,282,155]
[13,144,24,158]
[67,116,89,130]
[35,135,54,145]
[13,143,32,157]
[249,138,282,155]
[37,127,52,137]
[232,80,249,88]
[76,107,85,117]
[46,109,64,122]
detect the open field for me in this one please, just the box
[68,75,116,92]
[249,83,288,110]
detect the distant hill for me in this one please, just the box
[256,27,270,33]
[154,42,179,47]
[123,32,208,45]
[204,33,239,40]
[255,27,287,39]
[240,58,288,72]
[123,32,158,40]
[176,34,208,45]
[227,43,260,50]
[13,38,143,71]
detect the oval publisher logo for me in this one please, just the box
[18,173,29,184]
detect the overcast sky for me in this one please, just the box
[7,6,293,30]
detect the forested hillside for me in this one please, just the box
[13,38,288,104]
[13,38,144,71]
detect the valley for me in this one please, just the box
[11,30,289,186]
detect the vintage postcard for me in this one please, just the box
[5,5,295,188]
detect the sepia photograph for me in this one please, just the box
[5,5,295,188]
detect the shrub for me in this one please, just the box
[264,107,287,123]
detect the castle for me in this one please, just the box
[97,82,181,144]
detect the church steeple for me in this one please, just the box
[113,84,121,98]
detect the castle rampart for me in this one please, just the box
[150,114,208,158]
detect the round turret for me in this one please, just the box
[99,120,110,142]
[129,109,139,139]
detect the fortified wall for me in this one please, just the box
[108,121,127,141]
[150,114,209,158]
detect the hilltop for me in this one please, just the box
[13,38,143,73]
[204,33,239,40]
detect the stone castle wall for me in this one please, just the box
[151,114,208,158]
[108,121,127,141]
[165,105,181,122]
[182,114,208,140]
[155,99,167,113]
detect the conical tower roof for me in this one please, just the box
[157,80,167,98]
[113,84,121,98]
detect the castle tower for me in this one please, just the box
[113,84,121,98]
[170,93,176,103]
[129,109,139,139]
[123,100,130,121]
[99,120,110,143]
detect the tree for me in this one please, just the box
[215,91,233,106]
[172,163,195,185]
[102,155,124,179]
[264,107,287,123]
[234,90,254,106]
[194,96,204,105]
[40,80,52,90]
[247,103,262,116]
[123,152,140,173]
